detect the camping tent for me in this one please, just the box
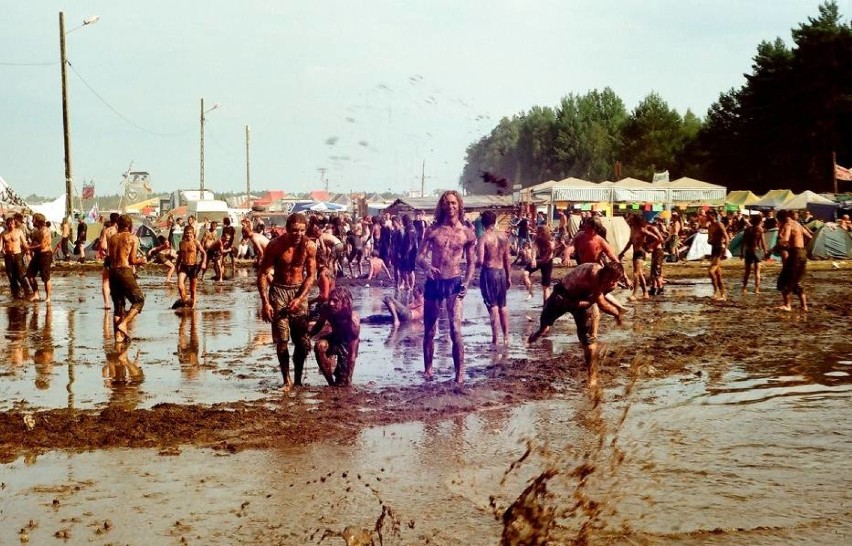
[727,228,781,261]
[681,231,733,261]
[567,215,633,260]
[808,224,852,259]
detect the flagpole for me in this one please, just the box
[833,151,839,195]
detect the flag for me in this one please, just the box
[652,170,669,184]
[86,203,99,223]
[82,184,95,199]
[835,163,852,181]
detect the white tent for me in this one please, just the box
[567,214,633,260]
[777,190,837,210]
[29,194,67,225]
[682,231,733,261]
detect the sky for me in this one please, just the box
[0,0,842,200]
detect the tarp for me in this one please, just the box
[681,231,733,261]
[777,190,837,210]
[567,214,633,261]
[808,224,852,259]
[29,194,67,225]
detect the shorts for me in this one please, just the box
[424,276,463,301]
[632,249,647,262]
[347,247,364,263]
[525,259,554,286]
[539,284,599,346]
[398,254,416,274]
[269,283,309,343]
[710,244,725,260]
[26,251,52,282]
[208,250,221,260]
[744,249,760,266]
[109,267,145,315]
[179,263,201,279]
[479,267,507,308]
[650,247,664,280]
[777,248,807,296]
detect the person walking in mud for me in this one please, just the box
[25,213,53,303]
[417,190,476,384]
[2,215,31,299]
[741,214,768,294]
[527,262,626,388]
[175,225,207,308]
[257,212,317,390]
[619,214,661,301]
[107,214,146,344]
[309,286,361,386]
[706,209,730,300]
[99,213,120,309]
[221,216,237,271]
[564,216,629,314]
[476,210,511,345]
[75,214,88,263]
[775,210,812,311]
[522,225,556,304]
[647,217,667,295]
[59,217,72,261]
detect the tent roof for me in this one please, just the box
[612,177,652,188]
[752,189,794,208]
[777,190,838,210]
[664,177,726,190]
[726,190,761,206]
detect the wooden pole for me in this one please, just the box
[245,125,251,209]
[59,12,73,221]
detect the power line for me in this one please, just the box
[0,61,58,66]
[67,61,191,137]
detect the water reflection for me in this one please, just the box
[5,304,30,367]
[178,310,201,378]
[102,344,144,410]
[31,305,54,391]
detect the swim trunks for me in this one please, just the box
[479,267,507,308]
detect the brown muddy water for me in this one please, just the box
[1,264,850,545]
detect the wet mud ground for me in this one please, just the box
[0,260,850,544]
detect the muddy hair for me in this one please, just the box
[286,212,308,230]
[601,261,625,282]
[329,286,353,313]
[481,210,496,228]
[434,190,465,225]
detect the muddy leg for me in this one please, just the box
[422,299,439,380]
[277,345,293,390]
[314,340,336,385]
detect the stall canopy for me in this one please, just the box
[777,190,837,210]
[662,177,727,204]
[551,177,613,202]
[726,190,761,207]
[752,189,794,209]
[611,178,669,203]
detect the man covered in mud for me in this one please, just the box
[476,210,511,345]
[527,262,626,388]
[775,210,812,311]
[309,286,360,386]
[258,212,317,390]
[175,225,207,308]
[2,215,31,299]
[108,214,146,343]
[417,190,476,384]
[706,209,730,300]
[25,213,53,303]
[741,214,768,294]
[619,215,662,301]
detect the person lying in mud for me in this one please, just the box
[527,262,626,388]
[309,286,361,386]
[258,212,317,390]
[365,250,392,283]
[174,226,207,309]
[107,214,146,344]
[382,285,425,328]
[418,190,476,384]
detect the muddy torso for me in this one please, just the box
[2,227,25,254]
[271,238,315,286]
[108,232,137,268]
[480,229,507,269]
[424,222,475,279]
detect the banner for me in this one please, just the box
[836,163,852,182]
[652,170,670,184]
[82,183,95,199]
[86,203,99,223]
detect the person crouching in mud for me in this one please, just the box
[528,262,626,388]
[257,213,317,391]
[310,286,360,386]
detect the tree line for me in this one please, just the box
[460,1,852,197]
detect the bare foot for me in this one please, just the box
[741,287,748,294]
[642,294,650,300]
[29,294,41,302]
[627,295,638,302]
[423,370,434,381]
[777,305,792,312]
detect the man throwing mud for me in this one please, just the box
[258,212,317,390]
[417,190,476,384]
[528,262,626,388]
[108,214,146,343]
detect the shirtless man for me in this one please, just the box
[147,235,176,283]
[366,250,392,282]
[258,213,317,390]
[706,209,730,300]
[564,216,628,313]
[309,286,361,386]
[221,216,237,269]
[619,215,662,301]
[99,213,120,309]
[2,215,30,299]
[175,226,207,308]
[107,215,146,343]
[25,213,53,303]
[667,211,683,258]
[741,214,768,294]
[417,190,476,384]
[476,210,511,345]
[206,233,231,282]
[199,221,218,281]
[775,210,812,311]
[647,218,668,295]
[527,262,626,388]
[244,225,269,267]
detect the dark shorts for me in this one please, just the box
[347,248,364,263]
[777,248,807,296]
[479,267,507,309]
[710,244,725,260]
[109,267,145,315]
[26,251,52,282]
[424,276,462,301]
[632,249,647,262]
[540,285,599,346]
[650,247,664,280]
[179,263,201,279]
[525,259,554,286]
[269,283,309,344]
[398,254,416,274]
[208,250,221,260]
[744,249,760,266]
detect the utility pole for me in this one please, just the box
[59,12,73,221]
[199,98,206,194]
[421,159,425,197]
[245,125,251,209]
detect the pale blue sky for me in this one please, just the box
[0,1,839,199]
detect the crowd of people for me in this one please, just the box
[1,192,844,390]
